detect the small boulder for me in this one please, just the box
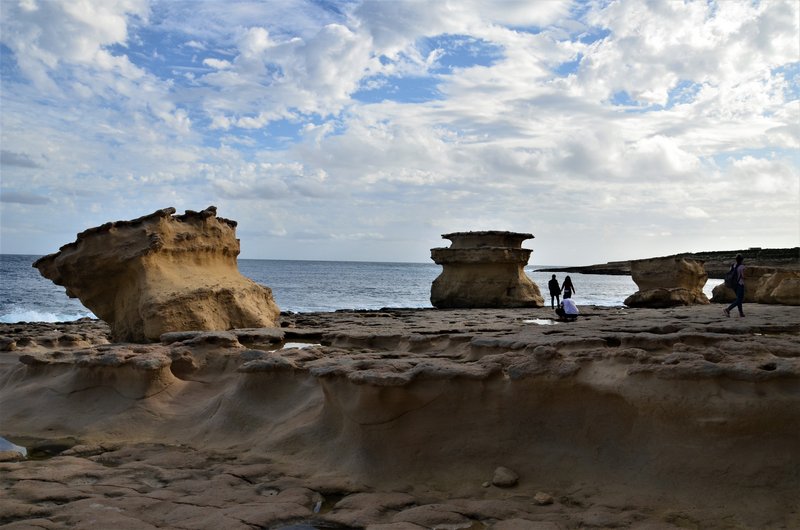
[492,466,519,488]
[625,257,709,308]
[533,491,554,505]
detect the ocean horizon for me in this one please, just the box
[1,254,719,323]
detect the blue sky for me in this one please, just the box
[1,0,798,265]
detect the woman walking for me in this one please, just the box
[724,254,746,318]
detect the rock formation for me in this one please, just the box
[430,231,544,308]
[538,247,800,278]
[1,305,799,528]
[33,207,280,342]
[624,256,709,308]
[711,266,800,305]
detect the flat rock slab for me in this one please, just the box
[1,304,799,529]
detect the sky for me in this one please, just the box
[1,0,798,266]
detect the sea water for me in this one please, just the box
[0,254,718,323]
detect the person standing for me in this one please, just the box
[724,254,745,318]
[548,274,561,308]
[561,275,576,299]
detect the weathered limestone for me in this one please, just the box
[2,306,800,529]
[711,266,800,305]
[624,256,709,308]
[33,206,280,342]
[430,231,544,308]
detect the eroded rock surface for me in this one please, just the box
[624,257,709,307]
[1,305,799,528]
[33,207,280,342]
[431,231,544,308]
[711,266,800,305]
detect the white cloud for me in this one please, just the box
[0,0,149,90]
[203,58,232,70]
[0,0,797,265]
[730,156,800,194]
[684,207,710,219]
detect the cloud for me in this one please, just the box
[0,0,797,265]
[1,191,51,205]
[684,206,710,219]
[0,150,41,168]
[0,0,149,90]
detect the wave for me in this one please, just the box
[0,306,96,324]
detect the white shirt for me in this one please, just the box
[562,298,579,315]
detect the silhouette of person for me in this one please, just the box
[548,274,561,308]
[561,275,576,299]
[724,254,746,318]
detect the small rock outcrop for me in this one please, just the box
[711,266,800,305]
[430,231,544,308]
[33,206,280,342]
[624,257,709,308]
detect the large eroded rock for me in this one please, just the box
[711,266,800,305]
[33,206,280,342]
[624,256,709,308]
[430,231,543,308]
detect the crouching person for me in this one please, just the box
[556,298,579,322]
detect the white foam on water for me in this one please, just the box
[0,307,95,324]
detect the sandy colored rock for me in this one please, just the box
[430,231,544,308]
[33,206,280,342]
[624,257,709,307]
[1,305,799,529]
[711,266,800,305]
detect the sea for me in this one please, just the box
[0,254,719,323]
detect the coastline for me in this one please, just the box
[2,305,799,529]
[536,246,800,278]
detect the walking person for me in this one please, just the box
[548,274,561,309]
[724,254,746,318]
[561,275,576,299]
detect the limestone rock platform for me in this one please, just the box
[1,305,799,529]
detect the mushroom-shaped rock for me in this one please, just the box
[33,207,280,342]
[624,257,709,308]
[711,266,800,305]
[430,231,543,308]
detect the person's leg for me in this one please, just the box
[725,293,736,316]
[735,285,745,316]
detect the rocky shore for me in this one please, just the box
[537,247,800,278]
[2,305,799,529]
